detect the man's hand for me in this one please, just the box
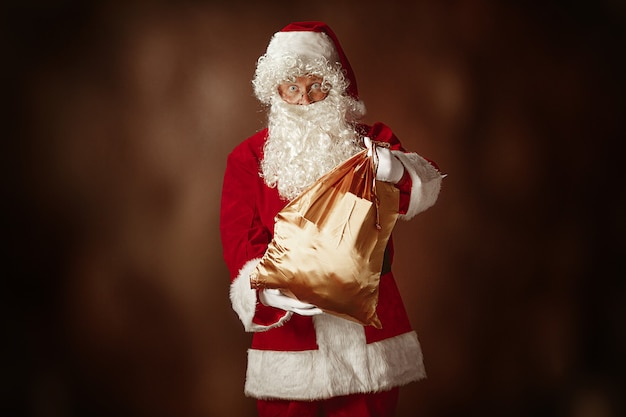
[363,137,405,184]
[259,289,323,316]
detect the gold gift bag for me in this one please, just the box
[251,146,399,329]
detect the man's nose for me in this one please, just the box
[297,91,311,105]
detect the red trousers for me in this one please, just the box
[256,388,399,417]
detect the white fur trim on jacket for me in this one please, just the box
[392,151,443,220]
[244,314,426,400]
[229,258,292,332]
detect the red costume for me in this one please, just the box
[220,21,443,413]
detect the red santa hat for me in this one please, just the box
[253,21,363,107]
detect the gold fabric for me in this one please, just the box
[251,147,399,328]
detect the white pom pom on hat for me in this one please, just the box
[264,21,360,100]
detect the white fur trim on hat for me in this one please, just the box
[266,31,340,64]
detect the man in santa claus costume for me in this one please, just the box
[220,21,443,417]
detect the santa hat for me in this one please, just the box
[253,21,362,106]
[268,21,359,99]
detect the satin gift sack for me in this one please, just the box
[250,147,399,328]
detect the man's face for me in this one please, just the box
[277,75,328,105]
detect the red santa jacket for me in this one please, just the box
[220,122,442,400]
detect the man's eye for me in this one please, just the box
[310,83,321,90]
[288,85,299,93]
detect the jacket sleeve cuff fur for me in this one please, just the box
[392,150,443,220]
[229,258,292,332]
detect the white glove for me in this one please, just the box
[363,137,405,184]
[259,289,323,316]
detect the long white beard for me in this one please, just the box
[261,94,363,201]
